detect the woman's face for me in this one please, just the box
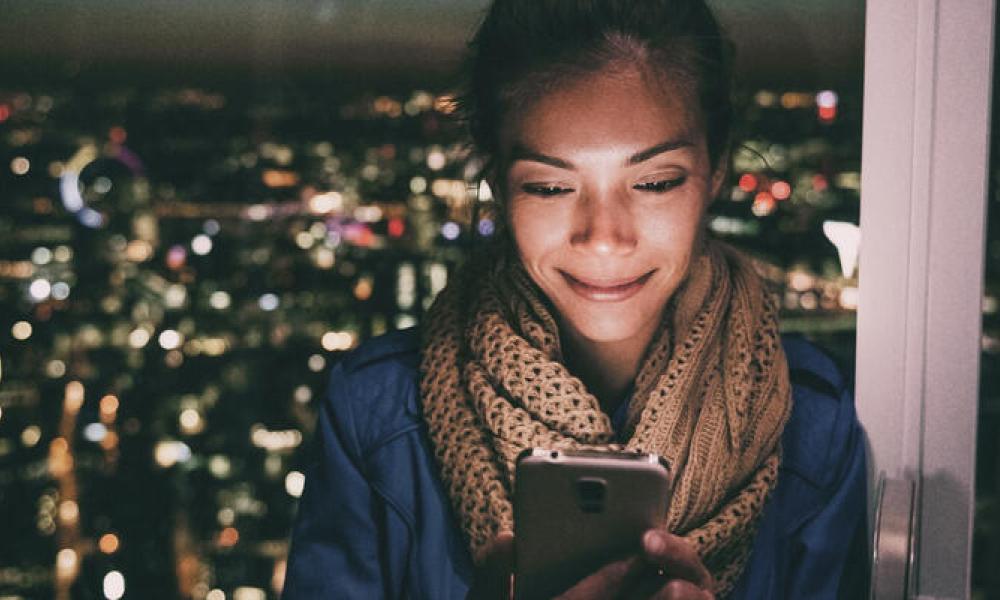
[499,66,722,347]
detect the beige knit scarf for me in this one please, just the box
[419,239,792,595]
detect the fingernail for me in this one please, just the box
[643,530,665,554]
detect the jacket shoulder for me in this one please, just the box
[340,326,421,373]
[322,327,422,459]
[779,334,860,490]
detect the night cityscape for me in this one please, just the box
[0,3,997,599]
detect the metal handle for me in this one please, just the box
[870,474,917,599]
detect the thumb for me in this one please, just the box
[469,533,514,600]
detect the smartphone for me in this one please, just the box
[512,447,672,600]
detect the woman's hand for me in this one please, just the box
[466,532,515,600]
[466,529,714,600]
[555,530,714,599]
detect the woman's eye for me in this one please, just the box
[521,184,574,197]
[634,177,686,193]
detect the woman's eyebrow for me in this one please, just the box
[508,144,574,169]
[508,138,694,171]
[626,138,695,165]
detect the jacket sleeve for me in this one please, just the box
[282,361,387,598]
[784,384,869,599]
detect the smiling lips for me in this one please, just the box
[560,269,656,302]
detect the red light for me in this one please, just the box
[0,104,9,122]
[738,173,757,193]
[109,126,127,145]
[812,174,828,191]
[771,180,791,200]
[752,192,776,217]
[387,218,405,238]
[818,105,836,123]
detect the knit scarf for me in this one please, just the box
[419,239,793,595]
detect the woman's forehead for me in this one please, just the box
[498,66,704,161]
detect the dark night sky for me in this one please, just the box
[0,1,864,88]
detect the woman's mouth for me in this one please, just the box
[559,269,655,302]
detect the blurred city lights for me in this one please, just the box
[55,548,78,578]
[12,321,32,340]
[93,176,112,194]
[738,173,758,193]
[426,149,446,171]
[477,180,494,202]
[259,293,280,311]
[129,328,151,348]
[755,90,777,107]
[353,277,373,301]
[219,527,239,547]
[103,571,125,600]
[388,217,406,238]
[823,220,861,278]
[31,247,52,265]
[179,409,204,435]
[477,218,496,237]
[207,589,226,600]
[21,425,41,447]
[751,192,776,217]
[308,191,343,214]
[771,180,792,200]
[234,587,267,600]
[395,314,418,329]
[65,381,85,413]
[84,423,108,442]
[51,282,71,300]
[165,284,188,309]
[46,360,67,378]
[99,533,120,554]
[209,291,232,310]
[208,455,232,479]
[295,231,315,249]
[285,471,305,498]
[203,219,221,235]
[293,385,312,404]
[166,245,187,270]
[29,279,51,301]
[409,176,428,194]
[441,221,461,240]
[397,263,416,310]
[251,425,303,452]
[11,156,30,175]
[154,440,192,468]
[53,245,72,262]
[191,234,213,255]
[159,329,183,350]
[58,499,79,524]
[840,286,860,310]
[314,247,335,269]
[307,354,326,372]
[320,330,353,353]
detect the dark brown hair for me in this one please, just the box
[458,0,735,175]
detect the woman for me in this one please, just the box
[283,1,867,598]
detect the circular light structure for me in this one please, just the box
[59,144,145,229]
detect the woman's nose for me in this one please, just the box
[569,188,638,255]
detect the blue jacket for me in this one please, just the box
[283,328,867,599]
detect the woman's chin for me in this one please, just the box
[561,312,656,346]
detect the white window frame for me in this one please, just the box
[857,0,994,598]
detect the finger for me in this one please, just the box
[553,555,644,600]
[468,533,514,600]
[641,530,714,590]
[482,533,515,592]
[651,578,714,600]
